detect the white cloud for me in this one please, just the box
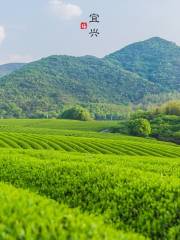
[0,26,6,45]
[7,54,33,63]
[49,0,82,20]
[0,54,33,65]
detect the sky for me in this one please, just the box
[0,0,180,64]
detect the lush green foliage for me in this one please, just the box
[137,106,180,144]
[0,119,179,239]
[61,106,92,121]
[0,63,24,78]
[0,120,179,157]
[141,91,180,106]
[0,149,179,239]
[155,100,180,116]
[107,37,180,90]
[0,55,155,118]
[0,183,144,240]
[151,115,180,144]
[128,118,151,137]
[115,101,180,144]
[85,103,132,120]
[1,37,180,117]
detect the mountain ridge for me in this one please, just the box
[0,37,179,117]
[106,37,180,90]
[0,63,25,78]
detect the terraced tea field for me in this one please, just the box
[0,132,180,157]
[0,119,179,239]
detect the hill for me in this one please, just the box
[0,119,179,239]
[0,55,158,117]
[0,37,180,117]
[106,37,180,90]
[0,63,25,78]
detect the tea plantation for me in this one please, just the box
[0,119,179,240]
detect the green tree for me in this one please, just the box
[162,101,180,116]
[128,118,151,137]
[61,106,92,121]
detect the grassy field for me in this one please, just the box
[0,119,179,239]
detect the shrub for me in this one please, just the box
[128,118,151,137]
[61,106,92,121]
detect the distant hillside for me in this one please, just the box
[0,55,158,117]
[0,63,25,78]
[0,37,180,118]
[106,37,180,90]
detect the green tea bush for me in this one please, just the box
[0,119,179,239]
[0,183,145,240]
[0,132,180,157]
[0,154,179,239]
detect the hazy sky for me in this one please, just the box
[1,0,180,64]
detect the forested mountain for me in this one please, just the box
[0,63,25,78]
[0,37,180,118]
[106,37,180,90]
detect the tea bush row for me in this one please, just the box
[0,182,146,240]
[0,132,180,157]
[0,154,179,239]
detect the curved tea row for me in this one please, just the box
[0,132,180,157]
